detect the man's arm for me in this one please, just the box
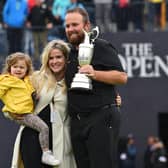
[79,65,128,85]
[91,70,127,85]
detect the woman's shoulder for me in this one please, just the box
[31,71,49,90]
[32,71,48,81]
[32,70,40,76]
[31,71,42,80]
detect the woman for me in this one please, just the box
[11,39,76,168]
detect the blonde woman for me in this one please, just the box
[11,40,77,168]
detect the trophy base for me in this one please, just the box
[70,73,92,91]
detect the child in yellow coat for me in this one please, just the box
[0,52,60,166]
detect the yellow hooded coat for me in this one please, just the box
[0,74,35,114]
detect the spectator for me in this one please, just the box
[118,136,129,167]
[93,0,113,32]
[67,0,85,11]
[52,0,70,24]
[27,0,53,65]
[146,0,162,31]
[79,0,95,25]
[0,0,6,26]
[27,0,36,11]
[114,0,131,31]
[118,134,137,168]
[126,134,137,168]
[144,136,167,168]
[131,0,145,32]
[151,138,167,168]
[2,0,28,54]
[48,0,70,41]
[144,136,156,168]
[24,0,35,56]
[48,0,85,41]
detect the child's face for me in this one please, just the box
[10,60,28,79]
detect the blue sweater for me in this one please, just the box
[52,0,70,22]
[3,0,28,28]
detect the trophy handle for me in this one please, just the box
[90,26,99,43]
[83,27,100,44]
[83,29,90,44]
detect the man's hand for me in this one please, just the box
[79,65,96,79]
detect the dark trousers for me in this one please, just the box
[132,3,144,31]
[32,30,47,60]
[116,6,130,31]
[70,106,121,168]
[7,27,23,54]
[20,105,52,168]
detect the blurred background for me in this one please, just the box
[0,0,168,168]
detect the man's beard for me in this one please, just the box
[67,32,85,46]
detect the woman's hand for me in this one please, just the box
[116,94,122,107]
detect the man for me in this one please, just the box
[27,0,53,62]
[3,0,28,54]
[65,7,128,168]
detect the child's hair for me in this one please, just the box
[2,52,34,76]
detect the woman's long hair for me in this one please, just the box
[31,40,70,94]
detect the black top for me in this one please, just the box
[65,38,124,114]
[28,4,53,31]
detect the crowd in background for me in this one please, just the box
[0,0,168,64]
[118,134,168,168]
[144,136,168,168]
[1,0,168,33]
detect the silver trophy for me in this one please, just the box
[71,26,99,91]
